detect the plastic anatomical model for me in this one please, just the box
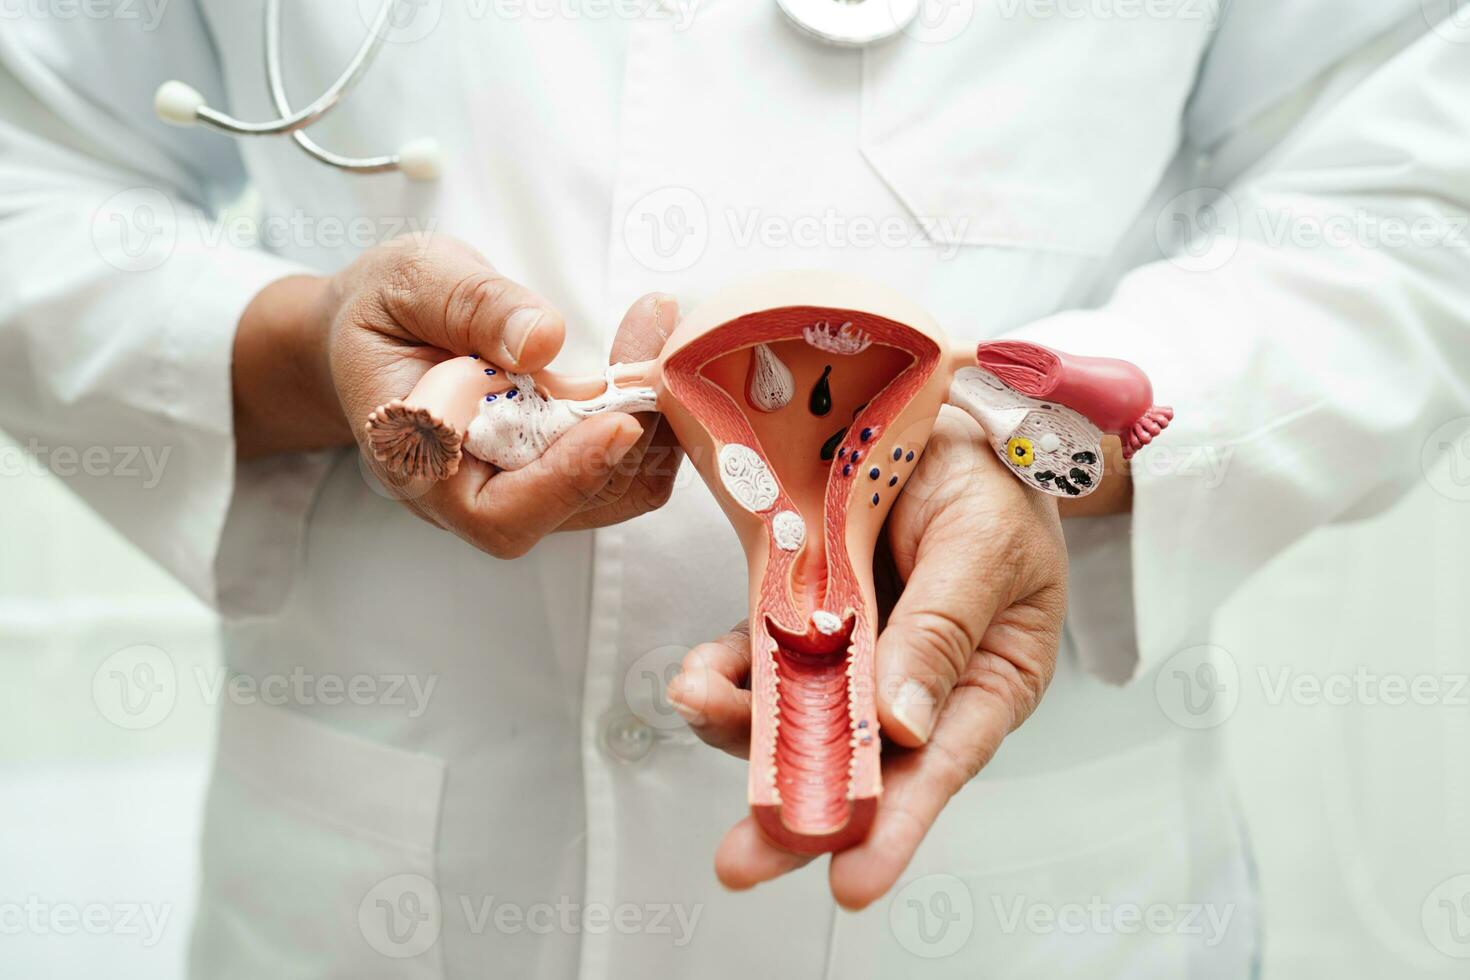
[366,271,1171,854]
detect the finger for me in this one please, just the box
[667,624,753,758]
[430,413,643,558]
[829,683,1012,910]
[876,515,1006,748]
[608,292,678,364]
[563,418,682,530]
[374,236,566,371]
[714,816,815,891]
[590,294,681,504]
[584,409,661,508]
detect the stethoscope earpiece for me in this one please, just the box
[152,0,439,181]
[154,80,206,128]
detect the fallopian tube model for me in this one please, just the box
[366,272,1172,854]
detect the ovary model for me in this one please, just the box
[366,271,1172,855]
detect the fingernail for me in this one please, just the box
[665,672,703,723]
[502,307,544,363]
[890,679,937,743]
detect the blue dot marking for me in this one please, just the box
[871,493,880,506]
[860,428,873,442]
[869,467,880,480]
[842,464,851,477]
[893,447,902,461]
[889,475,898,487]
[484,368,496,376]
[485,394,497,402]
[905,451,915,462]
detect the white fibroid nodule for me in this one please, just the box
[747,343,795,412]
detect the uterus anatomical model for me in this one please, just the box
[366,271,1172,855]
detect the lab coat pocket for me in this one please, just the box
[860,2,1217,255]
[189,697,448,980]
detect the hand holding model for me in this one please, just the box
[233,235,681,556]
[361,269,1170,871]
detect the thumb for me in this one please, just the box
[875,521,1005,748]
[609,292,679,366]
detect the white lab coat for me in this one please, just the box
[2,1,1467,977]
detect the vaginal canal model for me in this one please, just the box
[365,271,1173,855]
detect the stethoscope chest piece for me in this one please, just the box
[777,0,920,47]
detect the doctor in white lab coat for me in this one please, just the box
[3,0,1468,977]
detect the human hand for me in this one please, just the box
[233,234,680,556]
[667,407,1067,908]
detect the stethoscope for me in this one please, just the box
[155,0,922,182]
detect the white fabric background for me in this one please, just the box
[3,433,1469,977]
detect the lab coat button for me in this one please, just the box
[602,712,655,764]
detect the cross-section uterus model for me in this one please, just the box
[366,272,1171,854]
